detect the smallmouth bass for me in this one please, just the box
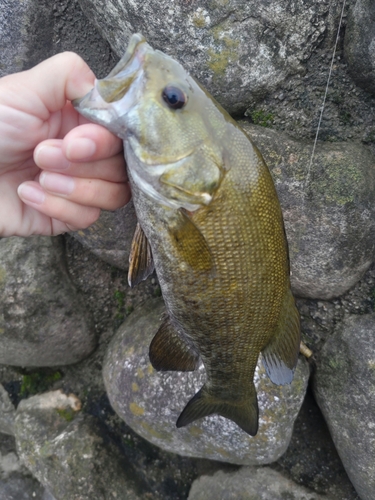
[74,34,300,436]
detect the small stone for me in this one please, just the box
[14,391,142,500]
[188,466,327,500]
[0,384,16,435]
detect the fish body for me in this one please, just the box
[74,34,300,435]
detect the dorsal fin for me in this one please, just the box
[128,222,154,287]
[149,315,199,372]
[261,288,300,385]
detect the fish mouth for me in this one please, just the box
[72,33,150,133]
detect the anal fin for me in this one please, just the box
[149,316,199,372]
[176,385,259,436]
[128,222,155,287]
[262,288,300,385]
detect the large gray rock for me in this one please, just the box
[345,0,375,96]
[188,466,328,500]
[0,236,95,366]
[77,0,335,113]
[103,298,309,465]
[313,313,375,500]
[15,390,142,500]
[71,202,137,270]
[242,123,375,300]
[0,384,15,435]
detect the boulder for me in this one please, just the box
[188,466,328,500]
[14,391,142,500]
[103,298,309,465]
[314,313,375,500]
[242,123,375,300]
[345,0,375,96]
[0,236,95,366]
[77,0,334,113]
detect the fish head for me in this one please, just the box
[73,34,228,211]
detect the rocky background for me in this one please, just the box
[1,0,375,499]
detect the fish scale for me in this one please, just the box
[73,33,300,436]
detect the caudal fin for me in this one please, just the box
[176,385,259,436]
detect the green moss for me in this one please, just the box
[20,371,62,398]
[56,407,75,422]
[249,109,274,128]
[312,157,362,206]
[153,285,162,297]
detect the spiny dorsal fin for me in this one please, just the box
[149,315,199,372]
[176,384,259,436]
[261,288,300,385]
[170,210,213,272]
[128,222,155,287]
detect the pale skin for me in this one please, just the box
[0,52,130,237]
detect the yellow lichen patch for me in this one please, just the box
[140,421,172,441]
[0,267,6,287]
[132,382,139,392]
[368,360,375,371]
[136,368,144,379]
[126,346,135,357]
[129,402,145,416]
[189,426,203,437]
[147,364,154,375]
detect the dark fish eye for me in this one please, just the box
[162,86,187,110]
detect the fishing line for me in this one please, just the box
[303,0,347,199]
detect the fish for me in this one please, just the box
[73,33,300,436]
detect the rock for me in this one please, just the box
[0,0,36,77]
[14,390,143,500]
[0,432,46,500]
[345,0,375,96]
[71,202,137,270]
[313,313,375,500]
[0,0,116,79]
[103,298,309,465]
[241,123,375,300]
[77,0,334,113]
[0,384,16,435]
[0,236,96,367]
[188,466,328,500]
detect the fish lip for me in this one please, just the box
[106,33,146,78]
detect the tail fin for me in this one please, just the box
[176,385,259,436]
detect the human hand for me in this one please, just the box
[0,52,130,237]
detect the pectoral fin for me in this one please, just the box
[261,288,300,385]
[128,223,155,287]
[176,384,259,436]
[170,210,213,272]
[149,315,199,372]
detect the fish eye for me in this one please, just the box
[162,86,187,110]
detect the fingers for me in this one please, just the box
[17,182,101,232]
[63,123,123,161]
[35,140,127,183]
[39,172,131,210]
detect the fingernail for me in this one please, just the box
[40,172,75,195]
[66,138,96,161]
[18,183,45,205]
[34,145,70,170]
